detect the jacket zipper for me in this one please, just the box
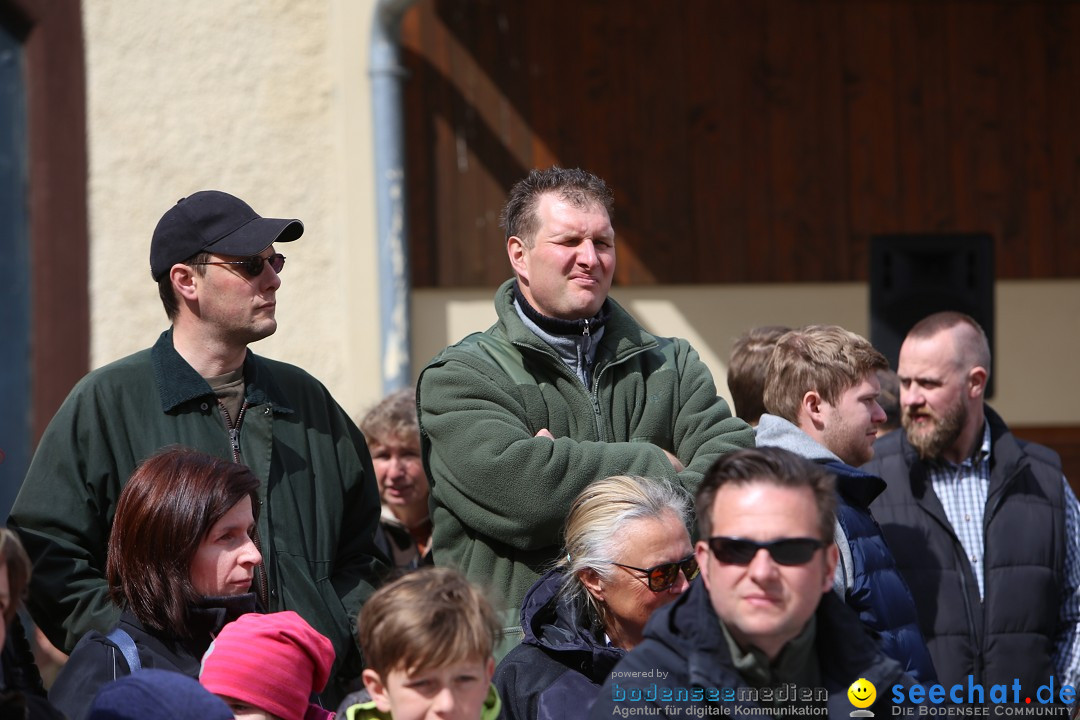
[217,400,270,611]
[513,336,652,442]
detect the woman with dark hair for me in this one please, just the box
[49,446,262,720]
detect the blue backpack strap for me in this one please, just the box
[105,627,142,674]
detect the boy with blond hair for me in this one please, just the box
[341,567,501,720]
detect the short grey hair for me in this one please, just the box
[557,475,692,624]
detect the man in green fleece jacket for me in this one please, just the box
[8,191,385,705]
[417,167,754,646]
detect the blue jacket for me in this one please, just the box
[826,459,937,684]
[494,569,624,720]
[755,414,937,683]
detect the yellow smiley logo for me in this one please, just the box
[848,678,876,709]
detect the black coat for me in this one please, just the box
[494,569,624,720]
[48,595,256,720]
[589,581,915,719]
[866,406,1065,691]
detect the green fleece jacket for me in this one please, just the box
[417,279,754,614]
[9,329,385,705]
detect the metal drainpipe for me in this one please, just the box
[371,0,419,394]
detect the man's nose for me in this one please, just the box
[262,260,282,290]
[577,240,599,267]
[871,401,887,425]
[747,548,779,580]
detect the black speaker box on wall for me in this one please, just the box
[870,234,995,398]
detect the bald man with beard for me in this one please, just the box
[865,311,1080,699]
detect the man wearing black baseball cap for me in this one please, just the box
[10,190,386,706]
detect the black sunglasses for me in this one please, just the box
[611,554,699,593]
[706,536,824,566]
[190,253,286,278]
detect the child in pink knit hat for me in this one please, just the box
[199,611,336,720]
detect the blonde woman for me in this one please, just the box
[493,475,697,720]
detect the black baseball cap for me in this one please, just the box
[150,190,304,281]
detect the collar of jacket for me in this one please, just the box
[494,278,658,365]
[118,592,257,657]
[151,328,295,416]
[188,593,259,639]
[756,415,887,507]
[511,280,611,336]
[652,579,894,693]
[519,568,625,675]
[345,683,501,720]
[723,613,820,690]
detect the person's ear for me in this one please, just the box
[483,656,495,684]
[821,542,840,594]
[171,263,199,303]
[695,541,712,589]
[801,390,826,430]
[362,669,392,713]
[968,366,988,400]
[507,235,529,281]
[579,567,605,603]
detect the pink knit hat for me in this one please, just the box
[199,611,336,720]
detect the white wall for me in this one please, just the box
[83,0,381,416]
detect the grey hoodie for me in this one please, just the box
[753,413,855,595]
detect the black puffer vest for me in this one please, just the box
[866,407,1064,692]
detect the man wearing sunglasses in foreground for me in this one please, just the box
[591,448,914,718]
[9,191,386,706]
[754,325,936,683]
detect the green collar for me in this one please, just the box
[345,683,502,720]
[721,615,822,691]
[150,328,293,416]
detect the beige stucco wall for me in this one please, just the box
[83,0,380,416]
[414,280,1080,426]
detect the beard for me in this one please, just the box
[903,398,967,461]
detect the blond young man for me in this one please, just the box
[753,325,935,683]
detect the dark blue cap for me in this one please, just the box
[150,190,303,281]
[87,669,234,720]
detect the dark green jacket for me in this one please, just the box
[9,329,385,703]
[417,279,753,614]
